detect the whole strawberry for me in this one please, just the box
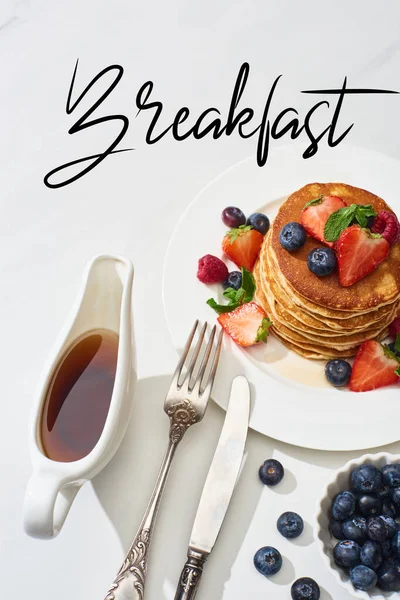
[371,210,400,245]
[197,254,228,284]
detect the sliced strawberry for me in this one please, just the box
[350,340,399,392]
[301,195,347,248]
[336,225,389,287]
[222,226,263,272]
[217,302,272,347]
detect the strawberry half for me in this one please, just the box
[222,226,263,272]
[350,340,399,392]
[217,302,272,347]
[301,195,347,248]
[336,225,389,287]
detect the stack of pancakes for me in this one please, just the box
[254,183,400,359]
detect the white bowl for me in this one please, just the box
[315,452,400,599]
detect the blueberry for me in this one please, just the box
[358,493,382,517]
[367,516,388,542]
[377,561,400,591]
[382,464,400,488]
[342,516,367,544]
[222,271,242,291]
[392,531,400,558]
[387,342,400,356]
[258,459,284,486]
[333,540,361,567]
[381,539,393,559]
[221,206,246,228]
[291,577,320,600]
[351,464,382,493]
[382,500,397,518]
[377,484,391,500]
[329,519,345,540]
[279,222,307,252]
[277,512,304,539]
[331,491,356,521]
[392,487,400,506]
[307,247,337,276]
[325,360,352,387]
[361,540,383,570]
[349,565,378,591]
[381,516,397,538]
[253,546,282,577]
[366,215,375,230]
[247,213,270,236]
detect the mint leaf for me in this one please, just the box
[206,298,240,314]
[395,334,400,353]
[207,267,256,314]
[354,205,376,228]
[303,195,323,209]
[324,206,357,241]
[255,318,273,343]
[226,225,252,244]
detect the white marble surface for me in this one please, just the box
[2,1,400,598]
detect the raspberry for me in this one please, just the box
[371,210,400,245]
[389,317,400,339]
[197,254,228,284]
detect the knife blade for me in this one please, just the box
[174,375,250,600]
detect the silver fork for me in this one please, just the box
[104,321,223,600]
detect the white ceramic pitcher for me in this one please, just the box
[23,254,135,539]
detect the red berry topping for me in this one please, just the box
[217,302,272,347]
[222,226,263,272]
[389,317,400,339]
[197,254,228,284]
[301,195,347,248]
[371,210,400,245]
[336,225,389,287]
[350,340,399,392]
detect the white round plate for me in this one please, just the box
[163,144,400,451]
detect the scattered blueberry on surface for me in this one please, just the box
[342,516,367,544]
[253,546,282,577]
[332,491,356,521]
[360,540,383,571]
[222,271,242,291]
[333,540,361,567]
[382,500,397,517]
[392,531,400,558]
[247,213,270,236]
[290,577,320,600]
[358,493,382,517]
[307,247,337,276]
[349,565,378,591]
[382,464,400,488]
[380,516,397,538]
[351,464,382,493]
[221,206,246,229]
[277,512,304,539]
[329,519,345,540]
[392,486,400,506]
[258,459,284,486]
[367,516,388,542]
[279,222,307,252]
[377,561,400,591]
[325,359,352,387]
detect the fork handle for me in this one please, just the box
[174,549,208,600]
[104,440,177,600]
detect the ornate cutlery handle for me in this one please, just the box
[104,440,177,600]
[174,549,207,600]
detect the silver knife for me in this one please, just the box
[174,375,250,600]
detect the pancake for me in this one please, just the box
[270,183,400,311]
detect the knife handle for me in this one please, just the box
[174,549,208,600]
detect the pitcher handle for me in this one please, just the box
[23,471,82,539]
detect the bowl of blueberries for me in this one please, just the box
[315,453,400,598]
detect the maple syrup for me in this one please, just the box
[40,329,119,463]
